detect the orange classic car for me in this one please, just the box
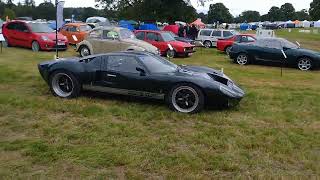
[60,23,92,44]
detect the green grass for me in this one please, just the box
[0,29,320,178]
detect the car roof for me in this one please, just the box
[81,51,152,60]
[92,26,122,31]
[64,23,88,27]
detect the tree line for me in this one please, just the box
[0,0,319,23]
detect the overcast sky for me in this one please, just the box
[16,0,313,16]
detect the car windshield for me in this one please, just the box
[161,32,175,42]
[281,39,299,49]
[139,55,178,73]
[79,25,92,32]
[168,31,178,38]
[120,29,135,39]
[28,23,54,33]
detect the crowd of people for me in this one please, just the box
[178,24,199,40]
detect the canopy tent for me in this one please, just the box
[139,24,159,31]
[163,25,179,35]
[284,20,295,28]
[119,20,135,31]
[302,20,311,28]
[314,20,320,28]
[240,23,250,31]
[190,18,206,29]
[294,20,303,28]
[175,21,186,26]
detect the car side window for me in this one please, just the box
[135,32,145,40]
[240,36,255,42]
[89,30,102,39]
[200,30,212,36]
[212,30,222,37]
[102,30,119,40]
[107,56,142,73]
[223,31,233,37]
[6,22,17,30]
[15,23,28,32]
[146,32,160,41]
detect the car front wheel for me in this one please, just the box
[203,41,212,48]
[168,84,204,113]
[166,49,176,58]
[297,57,312,71]
[49,71,81,98]
[236,53,249,65]
[32,41,40,52]
[79,46,91,57]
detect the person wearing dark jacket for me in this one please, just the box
[178,25,185,37]
[190,25,198,40]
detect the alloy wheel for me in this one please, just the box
[236,54,248,65]
[51,73,74,98]
[172,86,199,113]
[298,58,312,71]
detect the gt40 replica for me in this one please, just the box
[229,38,320,71]
[38,51,245,113]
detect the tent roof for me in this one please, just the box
[190,19,205,26]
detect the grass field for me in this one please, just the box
[0,29,320,178]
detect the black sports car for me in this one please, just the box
[229,38,320,71]
[38,51,244,113]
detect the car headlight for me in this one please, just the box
[41,36,50,41]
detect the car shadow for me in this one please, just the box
[81,90,234,113]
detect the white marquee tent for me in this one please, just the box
[302,20,311,28]
[314,20,320,28]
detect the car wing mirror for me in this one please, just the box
[281,49,287,59]
[136,67,146,76]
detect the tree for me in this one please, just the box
[238,10,260,22]
[3,8,16,19]
[267,6,281,22]
[207,3,233,23]
[310,0,320,20]
[295,9,310,20]
[34,2,55,20]
[197,12,208,24]
[280,3,296,20]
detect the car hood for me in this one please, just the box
[174,37,194,43]
[122,38,158,52]
[295,48,320,55]
[167,40,194,48]
[35,32,66,41]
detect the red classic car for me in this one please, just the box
[217,34,256,55]
[134,30,195,58]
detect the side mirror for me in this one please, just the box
[136,67,146,76]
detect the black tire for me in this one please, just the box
[203,41,212,48]
[167,83,204,114]
[297,57,313,71]
[32,41,40,52]
[79,45,91,57]
[235,53,249,65]
[49,70,81,99]
[225,46,232,56]
[166,49,176,58]
[3,37,11,47]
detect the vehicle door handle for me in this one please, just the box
[107,74,117,78]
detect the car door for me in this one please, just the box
[253,39,283,62]
[4,22,18,45]
[211,30,221,46]
[96,29,122,53]
[145,32,162,48]
[15,22,30,47]
[99,55,149,93]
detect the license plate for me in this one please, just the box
[57,42,65,46]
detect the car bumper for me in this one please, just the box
[206,83,245,107]
[40,41,68,51]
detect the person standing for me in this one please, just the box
[178,24,185,37]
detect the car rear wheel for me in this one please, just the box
[80,46,91,57]
[32,41,40,52]
[225,46,232,56]
[2,37,10,47]
[203,41,212,48]
[49,71,81,98]
[166,49,176,58]
[297,57,312,71]
[236,53,249,65]
[168,84,204,113]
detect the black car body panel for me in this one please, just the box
[39,51,245,106]
[229,38,320,69]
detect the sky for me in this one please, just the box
[15,0,313,16]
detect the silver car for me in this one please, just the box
[197,29,238,48]
[76,26,159,57]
